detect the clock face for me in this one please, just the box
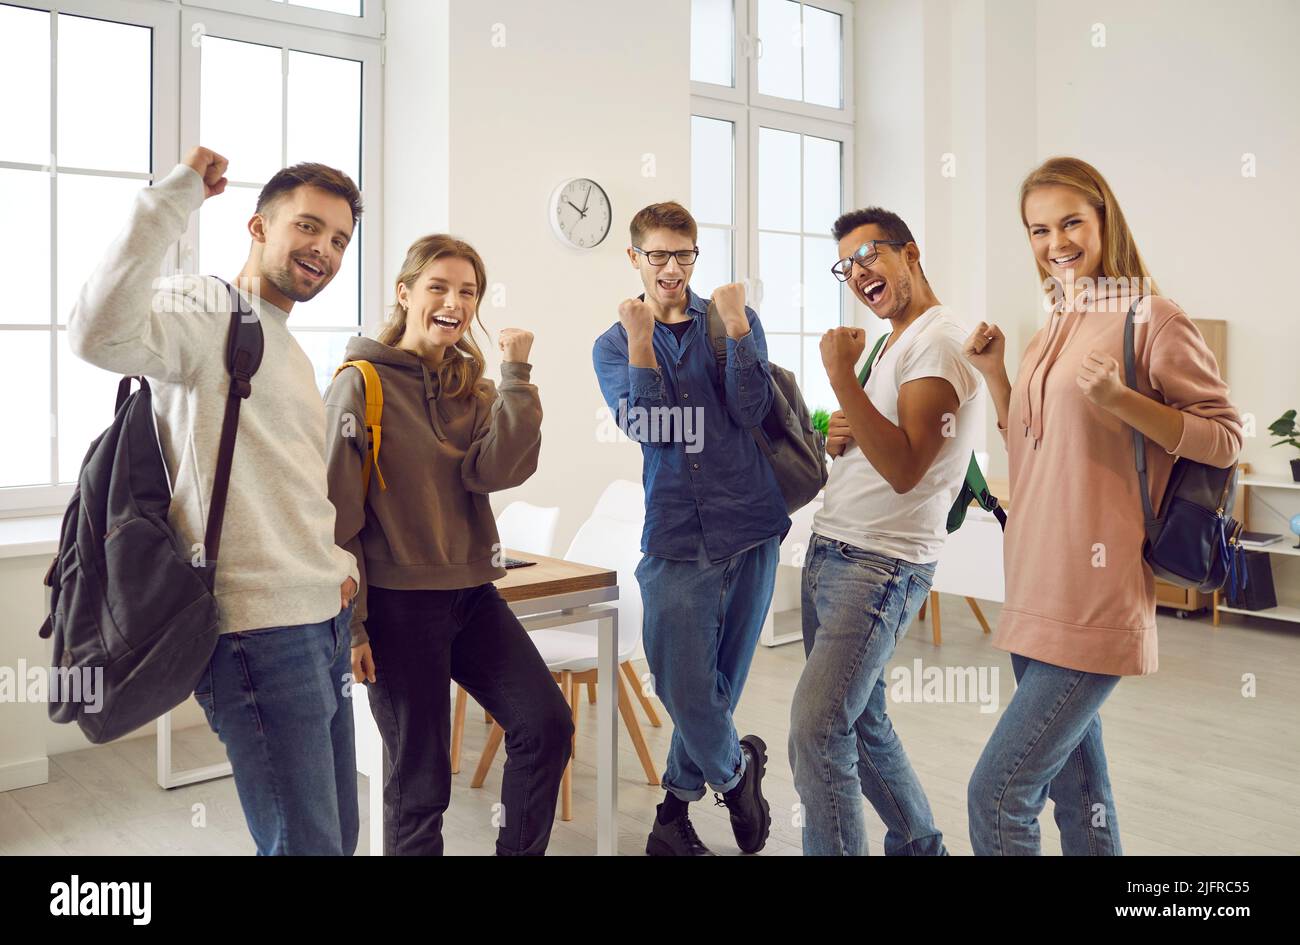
[551,178,611,249]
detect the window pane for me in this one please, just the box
[57,14,151,174]
[282,0,363,15]
[291,329,361,394]
[1,169,51,324]
[301,223,361,327]
[757,0,801,101]
[198,184,258,286]
[803,237,841,332]
[694,227,732,299]
[803,134,841,235]
[757,231,800,332]
[803,4,843,108]
[200,36,283,183]
[690,0,733,87]
[56,331,120,483]
[802,336,836,413]
[287,50,361,185]
[0,3,51,166]
[57,175,145,323]
[691,116,732,227]
[765,333,799,374]
[758,127,800,232]
[0,331,51,488]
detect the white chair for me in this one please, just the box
[449,501,560,775]
[494,500,560,557]
[468,482,664,821]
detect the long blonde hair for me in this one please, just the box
[1018,156,1159,297]
[376,234,488,399]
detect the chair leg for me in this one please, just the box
[621,660,661,727]
[616,668,660,785]
[930,591,942,646]
[471,722,505,788]
[586,681,596,704]
[918,598,927,621]
[561,671,575,822]
[450,684,468,774]
[965,597,992,635]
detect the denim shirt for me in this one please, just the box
[592,287,791,562]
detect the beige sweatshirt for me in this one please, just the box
[66,163,359,635]
[995,291,1242,677]
[323,336,542,646]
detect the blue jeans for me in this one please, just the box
[967,653,1122,855]
[636,536,780,801]
[194,604,359,855]
[790,533,942,855]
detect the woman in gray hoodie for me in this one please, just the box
[323,234,572,855]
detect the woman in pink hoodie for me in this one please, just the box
[962,157,1242,855]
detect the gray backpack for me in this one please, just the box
[39,279,263,743]
[705,300,828,512]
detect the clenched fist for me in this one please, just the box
[820,326,866,377]
[713,282,750,339]
[618,297,655,340]
[182,146,229,200]
[498,328,534,363]
[1077,349,1125,408]
[962,321,1006,377]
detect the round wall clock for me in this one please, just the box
[549,177,611,249]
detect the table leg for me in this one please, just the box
[596,607,619,855]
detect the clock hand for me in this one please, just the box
[565,198,587,219]
[581,183,592,213]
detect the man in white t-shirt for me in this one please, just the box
[788,207,983,856]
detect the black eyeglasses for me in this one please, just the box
[633,246,700,266]
[830,240,906,282]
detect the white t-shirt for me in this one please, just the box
[812,305,982,564]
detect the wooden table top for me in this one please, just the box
[493,550,616,603]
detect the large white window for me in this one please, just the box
[690,0,853,417]
[0,0,381,515]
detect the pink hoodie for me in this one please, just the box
[995,290,1242,676]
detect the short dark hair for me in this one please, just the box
[629,201,698,246]
[831,206,925,278]
[256,162,364,228]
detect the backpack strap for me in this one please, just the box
[1123,296,1160,543]
[204,279,264,570]
[705,299,729,401]
[333,359,387,496]
[857,332,890,387]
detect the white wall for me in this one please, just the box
[440,0,692,551]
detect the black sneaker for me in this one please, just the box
[646,803,716,856]
[715,734,772,854]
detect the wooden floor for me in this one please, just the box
[3,601,1297,856]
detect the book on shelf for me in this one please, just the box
[1238,531,1284,548]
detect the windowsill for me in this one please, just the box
[0,514,62,561]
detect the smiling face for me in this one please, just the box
[395,255,479,356]
[254,185,354,305]
[836,223,913,320]
[1023,184,1104,285]
[629,227,695,310]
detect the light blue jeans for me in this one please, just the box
[194,603,358,856]
[967,653,1122,855]
[637,536,780,801]
[789,533,943,855]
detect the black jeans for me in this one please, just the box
[363,583,574,855]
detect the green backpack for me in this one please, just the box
[857,332,1006,533]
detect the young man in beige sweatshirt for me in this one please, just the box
[67,146,363,855]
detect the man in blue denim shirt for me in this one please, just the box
[593,202,789,855]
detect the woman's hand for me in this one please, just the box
[963,321,1006,377]
[1077,349,1127,409]
[499,328,534,363]
[340,576,357,611]
[352,642,376,685]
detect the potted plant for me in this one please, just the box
[811,408,831,457]
[1268,409,1300,481]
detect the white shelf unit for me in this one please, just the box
[1214,468,1300,626]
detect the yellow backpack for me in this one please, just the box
[333,360,388,495]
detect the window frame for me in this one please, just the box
[0,0,382,517]
[690,0,854,402]
[180,0,383,39]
